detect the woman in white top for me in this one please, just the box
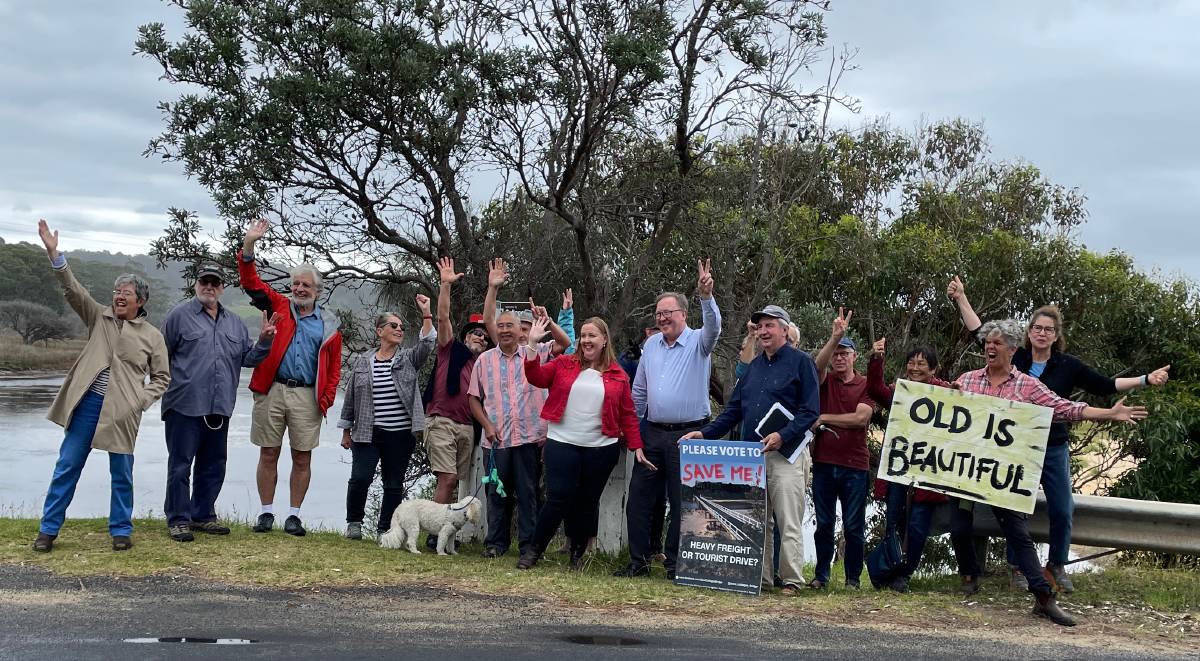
[519,316,650,571]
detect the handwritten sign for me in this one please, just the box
[676,440,767,595]
[877,380,1053,514]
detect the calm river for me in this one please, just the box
[2,371,353,532]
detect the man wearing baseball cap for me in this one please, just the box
[158,262,279,542]
[808,308,876,589]
[420,257,493,550]
[683,304,820,593]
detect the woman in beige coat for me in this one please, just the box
[32,220,170,553]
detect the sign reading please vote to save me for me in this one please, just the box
[878,380,1054,514]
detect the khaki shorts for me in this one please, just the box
[424,416,475,482]
[251,382,322,451]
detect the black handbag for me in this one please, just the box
[867,486,912,589]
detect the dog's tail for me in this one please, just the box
[378,526,405,550]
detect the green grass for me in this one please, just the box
[2,517,1196,631]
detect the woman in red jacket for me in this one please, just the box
[517,315,653,571]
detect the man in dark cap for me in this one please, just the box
[159,262,279,542]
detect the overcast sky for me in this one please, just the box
[1,1,1196,283]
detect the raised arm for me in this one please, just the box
[531,299,571,352]
[813,307,852,382]
[866,338,896,405]
[38,219,103,326]
[410,294,437,367]
[483,258,508,345]
[696,258,721,355]
[237,219,287,310]
[738,321,757,364]
[1115,365,1170,392]
[436,256,461,348]
[947,275,982,333]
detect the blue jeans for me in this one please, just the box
[39,391,135,537]
[812,463,869,584]
[164,410,230,527]
[884,483,935,579]
[1006,443,1073,566]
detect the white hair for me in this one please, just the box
[977,319,1025,349]
[289,263,322,290]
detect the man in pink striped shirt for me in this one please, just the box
[469,259,572,558]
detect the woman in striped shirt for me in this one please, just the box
[338,298,436,539]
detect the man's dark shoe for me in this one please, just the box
[1009,565,1029,591]
[612,563,650,578]
[283,515,306,537]
[425,534,438,551]
[168,524,195,542]
[111,535,133,551]
[960,575,980,596]
[190,520,230,535]
[516,550,540,570]
[481,547,504,558]
[807,578,827,590]
[1046,563,1075,594]
[889,575,910,594]
[845,579,861,590]
[666,569,676,581]
[32,532,56,553]
[1033,593,1077,627]
[252,513,275,533]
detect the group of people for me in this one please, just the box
[28,219,1170,629]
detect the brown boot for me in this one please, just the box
[32,532,56,553]
[1033,592,1077,627]
[959,575,979,596]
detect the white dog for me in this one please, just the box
[378,496,482,555]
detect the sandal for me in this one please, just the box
[111,535,133,552]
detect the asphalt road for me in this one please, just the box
[0,564,1188,660]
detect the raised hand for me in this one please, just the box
[415,293,431,314]
[259,311,282,342]
[832,307,853,337]
[529,297,548,321]
[872,337,886,356]
[745,320,757,335]
[526,315,550,349]
[947,275,965,301]
[1110,396,1149,423]
[37,219,59,258]
[438,256,463,286]
[1147,364,1170,387]
[245,218,270,245]
[487,258,509,289]
[696,258,714,299]
[561,288,573,310]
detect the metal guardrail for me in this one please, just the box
[930,493,1200,555]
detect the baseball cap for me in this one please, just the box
[837,337,856,350]
[515,309,534,326]
[195,262,226,284]
[750,304,792,326]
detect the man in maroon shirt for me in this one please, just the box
[809,308,875,589]
[423,258,491,549]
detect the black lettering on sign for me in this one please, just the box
[1009,464,1033,497]
[909,399,935,424]
[887,436,910,476]
[993,419,1016,447]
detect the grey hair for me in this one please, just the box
[655,291,689,313]
[289,263,323,290]
[113,274,150,304]
[977,319,1025,349]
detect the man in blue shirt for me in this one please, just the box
[159,264,277,542]
[684,305,820,593]
[617,259,721,579]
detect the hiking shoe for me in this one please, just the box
[960,575,980,596]
[345,522,363,540]
[252,513,275,533]
[1010,566,1029,591]
[612,563,650,578]
[32,532,56,553]
[190,520,230,535]
[112,535,133,551]
[845,579,861,590]
[889,576,910,594]
[168,524,195,542]
[1033,593,1077,627]
[1046,563,1075,594]
[481,546,504,558]
[807,578,827,590]
[781,584,802,596]
[283,515,306,537]
[516,550,540,570]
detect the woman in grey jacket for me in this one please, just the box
[338,297,436,539]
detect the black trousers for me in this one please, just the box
[484,443,542,555]
[949,498,1052,596]
[345,427,415,532]
[531,439,621,554]
[163,411,229,527]
[626,421,702,571]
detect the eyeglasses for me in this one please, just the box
[654,309,683,319]
[379,322,403,330]
[112,290,137,298]
[1030,324,1057,335]
[467,329,488,338]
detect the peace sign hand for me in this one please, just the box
[561,288,573,310]
[259,311,282,342]
[696,258,714,299]
[832,307,853,338]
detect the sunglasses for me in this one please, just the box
[379,322,403,330]
[466,329,487,338]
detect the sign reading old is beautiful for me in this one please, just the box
[877,380,1053,514]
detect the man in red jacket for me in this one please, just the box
[239,218,343,537]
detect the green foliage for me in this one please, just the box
[0,242,65,312]
[0,301,75,344]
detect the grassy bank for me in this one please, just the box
[0,335,83,371]
[1,516,1196,643]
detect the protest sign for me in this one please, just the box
[675,439,767,595]
[878,379,1053,514]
